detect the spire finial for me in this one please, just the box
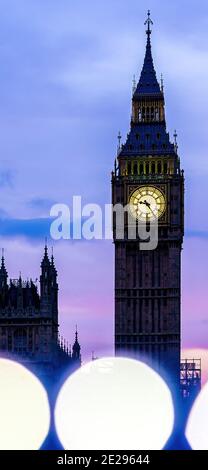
[75,324,78,342]
[118,131,121,147]
[132,74,136,95]
[1,248,5,267]
[43,237,49,261]
[41,237,51,267]
[174,130,178,152]
[144,10,153,37]
[0,250,7,278]
[117,131,122,154]
[161,74,164,93]
[18,272,22,287]
[51,246,54,265]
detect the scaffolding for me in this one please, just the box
[180,358,201,400]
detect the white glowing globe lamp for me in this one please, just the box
[186,381,208,449]
[55,357,174,450]
[0,359,50,450]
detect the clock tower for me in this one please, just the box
[112,12,184,387]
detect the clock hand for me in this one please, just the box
[139,199,150,208]
[149,205,158,218]
[140,199,157,218]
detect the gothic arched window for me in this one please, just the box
[142,107,145,120]
[146,107,150,120]
[146,163,149,175]
[133,163,137,175]
[127,162,131,175]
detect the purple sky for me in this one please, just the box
[0,0,208,362]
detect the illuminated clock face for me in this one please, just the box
[129,186,166,221]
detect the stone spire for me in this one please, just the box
[51,247,57,276]
[0,249,7,276]
[72,326,81,361]
[0,248,8,289]
[41,240,50,267]
[134,10,161,96]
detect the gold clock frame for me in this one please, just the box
[128,184,168,224]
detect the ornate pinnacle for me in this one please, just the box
[174,130,178,152]
[144,10,153,37]
[1,248,5,268]
[117,131,122,156]
[132,74,136,95]
[161,74,164,93]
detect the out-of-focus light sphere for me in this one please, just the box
[186,381,208,449]
[55,357,174,450]
[0,359,50,450]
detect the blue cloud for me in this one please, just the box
[186,230,208,239]
[27,198,56,210]
[0,217,51,241]
[0,216,84,242]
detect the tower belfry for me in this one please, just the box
[112,13,184,387]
